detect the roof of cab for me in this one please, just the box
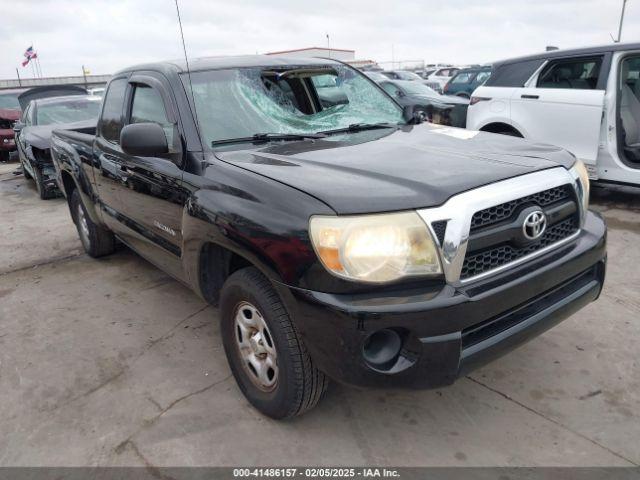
[114,54,342,76]
[494,41,640,66]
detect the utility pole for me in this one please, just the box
[82,65,88,89]
[616,0,628,42]
[326,33,331,58]
[391,44,395,69]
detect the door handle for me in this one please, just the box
[521,94,539,99]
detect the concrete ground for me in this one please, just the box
[0,161,638,467]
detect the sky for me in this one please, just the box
[1,0,639,79]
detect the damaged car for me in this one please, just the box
[15,94,101,199]
[51,56,605,418]
[0,89,25,161]
[378,78,469,127]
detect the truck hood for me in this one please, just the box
[214,124,575,214]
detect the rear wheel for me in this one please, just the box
[220,267,328,418]
[70,189,115,257]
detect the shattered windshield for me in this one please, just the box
[184,64,404,146]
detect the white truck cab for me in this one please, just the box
[467,43,640,187]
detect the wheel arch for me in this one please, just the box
[479,122,524,137]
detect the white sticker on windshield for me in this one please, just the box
[430,127,479,140]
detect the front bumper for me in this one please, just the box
[276,211,606,389]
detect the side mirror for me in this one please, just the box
[120,122,168,157]
[13,121,24,134]
[402,105,425,125]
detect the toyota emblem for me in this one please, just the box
[523,210,546,241]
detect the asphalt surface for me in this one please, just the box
[0,161,638,467]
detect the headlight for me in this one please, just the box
[309,211,442,283]
[570,159,590,215]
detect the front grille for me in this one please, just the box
[470,185,572,232]
[461,217,578,279]
[461,184,579,280]
[431,220,448,245]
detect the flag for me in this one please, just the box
[21,46,37,67]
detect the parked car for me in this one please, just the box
[363,71,389,82]
[0,89,26,161]
[443,66,492,98]
[15,95,101,199]
[381,70,425,82]
[467,42,640,188]
[51,55,604,419]
[425,67,460,93]
[378,79,469,127]
[87,87,106,97]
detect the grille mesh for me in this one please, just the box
[431,220,448,245]
[461,217,578,279]
[470,185,572,232]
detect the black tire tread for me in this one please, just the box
[70,189,116,258]
[34,167,55,200]
[223,267,328,418]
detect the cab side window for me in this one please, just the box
[130,84,178,153]
[100,78,127,143]
[537,57,603,90]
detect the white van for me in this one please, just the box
[467,43,640,187]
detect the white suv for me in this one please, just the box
[425,67,460,93]
[467,43,640,188]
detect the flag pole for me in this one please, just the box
[16,68,22,87]
[82,65,88,89]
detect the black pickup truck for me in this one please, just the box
[51,55,606,419]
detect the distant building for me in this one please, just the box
[265,47,356,62]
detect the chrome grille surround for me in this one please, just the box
[418,167,583,285]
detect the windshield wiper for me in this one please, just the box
[211,132,326,147]
[318,122,398,136]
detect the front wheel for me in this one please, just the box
[220,267,328,418]
[34,167,55,200]
[20,158,32,180]
[70,189,115,257]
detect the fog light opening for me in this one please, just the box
[362,328,403,370]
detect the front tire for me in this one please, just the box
[220,267,328,419]
[70,189,115,257]
[34,167,55,200]
[20,158,32,180]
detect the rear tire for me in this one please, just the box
[220,267,328,419]
[70,189,115,257]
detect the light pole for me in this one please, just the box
[616,0,629,42]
